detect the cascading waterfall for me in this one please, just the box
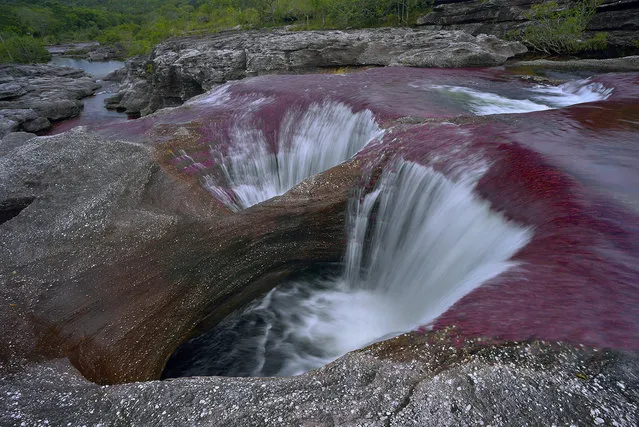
[416,78,613,115]
[163,160,533,378]
[203,101,383,211]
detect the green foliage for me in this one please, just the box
[518,0,607,55]
[0,33,51,63]
[0,0,437,59]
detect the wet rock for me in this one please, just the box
[1,333,637,426]
[0,127,358,384]
[107,28,526,115]
[0,64,100,137]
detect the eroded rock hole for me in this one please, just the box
[200,101,383,211]
[0,197,35,225]
[163,161,533,379]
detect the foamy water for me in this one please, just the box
[418,79,613,115]
[164,161,532,377]
[203,101,383,211]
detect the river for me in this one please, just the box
[46,57,129,134]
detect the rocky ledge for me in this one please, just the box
[0,64,100,138]
[2,332,637,426]
[47,42,125,61]
[106,28,526,116]
[417,0,639,55]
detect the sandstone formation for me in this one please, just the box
[0,64,100,137]
[106,28,526,116]
[417,0,639,55]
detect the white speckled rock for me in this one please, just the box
[1,333,637,426]
[107,28,526,115]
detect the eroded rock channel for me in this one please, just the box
[1,63,639,425]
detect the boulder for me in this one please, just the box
[106,28,526,116]
[0,64,100,138]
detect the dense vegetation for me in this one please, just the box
[514,0,607,55]
[0,0,435,62]
[0,0,611,64]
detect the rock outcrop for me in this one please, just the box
[0,64,100,137]
[2,332,637,426]
[417,0,639,55]
[0,127,359,384]
[46,42,125,61]
[106,28,526,116]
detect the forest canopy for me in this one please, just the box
[0,0,436,61]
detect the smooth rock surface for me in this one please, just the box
[0,64,100,137]
[0,127,358,384]
[107,28,526,115]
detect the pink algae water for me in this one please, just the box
[87,67,639,374]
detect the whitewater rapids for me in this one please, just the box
[164,161,533,378]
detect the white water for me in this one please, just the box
[203,101,383,211]
[165,161,533,378]
[419,79,613,115]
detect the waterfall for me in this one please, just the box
[203,101,383,211]
[163,160,533,378]
[415,78,613,115]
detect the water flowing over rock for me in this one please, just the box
[1,66,638,424]
[0,64,100,138]
[106,28,526,116]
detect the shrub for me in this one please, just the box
[519,0,607,55]
[0,34,51,64]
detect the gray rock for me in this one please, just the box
[0,127,357,384]
[0,64,100,137]
[0,131,36,156]
[0,117,18,138]
[20,116,50,133]
[507,55,639,72]
[1,334,637,426]
[417,0,639,54]
[0,82,27,100]
[108,28,526,115]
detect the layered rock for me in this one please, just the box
[106,28,526,116]
[417,0,639,55]
[0,64,100,137]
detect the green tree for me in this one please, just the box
[519,0,607,55]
